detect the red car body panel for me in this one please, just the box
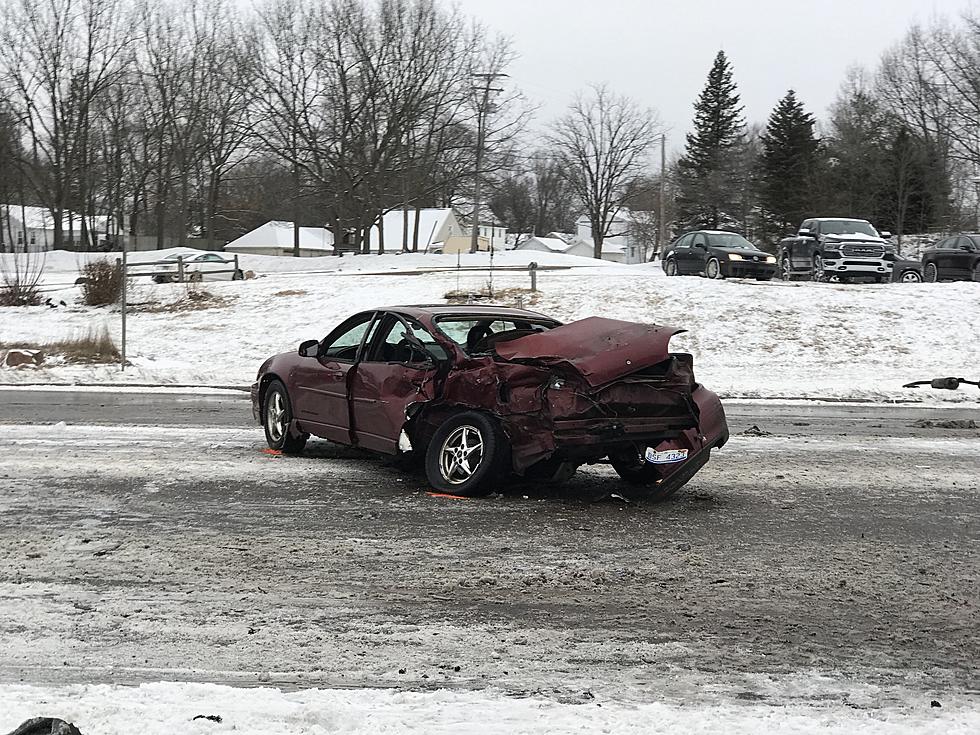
[252,305,728,480]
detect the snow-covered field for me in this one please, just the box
[1,248,978,402]
[1,681,976,735]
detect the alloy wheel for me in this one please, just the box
[900,270,921,283]
[438,425,485,485]
[925,263,938,283]
[266,391,286,443]
[780,257,791,281]
[706,258,720,279]
[812,255,825,282]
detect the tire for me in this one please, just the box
[233,269,244,281]
[263,380,308,454]
[705,257,723,279]
[924,262,938,283]
[899,269,922,283]
[424,411,508,497]
[663,258,678,277]
[779,256,792,281]
[973,262,980,282]
[811,254,825,282]
[609,447,695,502]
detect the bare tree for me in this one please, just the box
[548,84,661,259]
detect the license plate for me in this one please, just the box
[644,447,688,465]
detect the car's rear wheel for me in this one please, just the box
[663,258,678,277]
[924,262,938,283]
[425,411,507,496]
[705,257,723,279]
[900,269,922,283]
[609,447,691,501]
[973,262,980,282]
[263,380,308,454]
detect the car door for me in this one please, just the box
[950,237,977,280]
[793,220,816,269]
[688,232,709,273]
[291,312,379,444]
[348,314,442,454]
[671,234,695,274]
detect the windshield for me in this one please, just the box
[819,220,878,237]
[435,317,556,353]
[706,233,757,250]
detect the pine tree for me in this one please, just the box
[676,50,746,230]
[758,90,819,236]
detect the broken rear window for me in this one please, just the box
[435,317,556,354]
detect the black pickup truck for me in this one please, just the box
[777,218,896,282]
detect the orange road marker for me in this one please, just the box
[426,492,471,500]
[262,449,282,456]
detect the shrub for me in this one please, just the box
[80,258,123,306]
[0,251,45,306]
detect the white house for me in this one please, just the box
[224,221,334,257]
[363,208,462,252]
[574,209,656,264]
[514,236,592,259]
[1,204,113,251]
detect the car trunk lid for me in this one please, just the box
[493,316,685,388]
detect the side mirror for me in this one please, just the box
[880,231,892,239]
[798,228,812,237]
[298,339,319,357]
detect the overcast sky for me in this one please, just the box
[452,0,977,150]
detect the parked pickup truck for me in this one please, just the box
[777,218,896,282]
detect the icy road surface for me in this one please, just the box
[0,405,977,722]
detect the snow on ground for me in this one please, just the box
[1,250,978,402]
[1,682,976,735]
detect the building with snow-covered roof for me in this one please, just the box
[514,236,591,258]
[574,209,656,264]
[224,221,334,257]
[363,208,462,252]
[1,204,115,251]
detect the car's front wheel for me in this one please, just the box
[705,257,723,279]
[973,262,980,282]
[899,269,922,283]
[424,411,507,496]
[811,254,825,282]
[924,262,938,283]
[663,258,678,277]
[263,380,308,454]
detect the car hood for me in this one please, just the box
[711,246,770,257]
[493,316,684,388]
[822,233,886,244]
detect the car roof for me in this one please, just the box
[811,217,872,223]
[383,304,556,321]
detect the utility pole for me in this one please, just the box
[469,72,507,254]
[658,133,668,257]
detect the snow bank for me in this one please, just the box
[1,261,978,402]
[0,682,975,735]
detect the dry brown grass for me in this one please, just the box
[274,289,307,297]
[443,287,541,308]
[3,325,121,364]
[137,287,233,312]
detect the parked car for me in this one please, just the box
[891,258,923,283]
[660,231,777,280]
[777,218,895,282]
[252,305,729,499]
[921,234,980,282]
[153,252,244,283]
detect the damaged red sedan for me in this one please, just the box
[251,305,728,499]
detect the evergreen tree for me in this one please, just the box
[758,90,819,237]
[676,50,746,230]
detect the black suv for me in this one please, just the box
[921,234,980,282]
[660,231,777,280]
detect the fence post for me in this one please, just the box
[117,257,126,371]
[177,256,184,283]
[529,261,538,292]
